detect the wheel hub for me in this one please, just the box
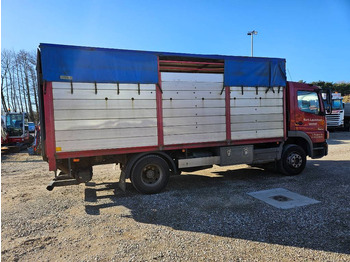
[146,169,155,179]
[287,153,302,168]
[142,165,161,184]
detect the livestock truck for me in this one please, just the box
[37,44,329,194]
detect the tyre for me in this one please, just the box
[278,144,306,176]
[130,155,170,194]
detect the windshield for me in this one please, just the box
[6,114,24,136]
[332,99,343,110]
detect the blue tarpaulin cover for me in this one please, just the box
[39,43,286,87]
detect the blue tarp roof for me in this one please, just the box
[39,43,286,87]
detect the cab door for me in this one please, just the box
[289,82,326,143]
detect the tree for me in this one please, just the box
[1,49,39,122]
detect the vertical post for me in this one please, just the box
[251,33,254,57]
[156,57,164,149]
[225,86,231,144]
[247,30,258,57]
[43,82,57,171]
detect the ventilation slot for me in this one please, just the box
[159,56,224,73]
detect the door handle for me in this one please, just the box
[296,121,303,125]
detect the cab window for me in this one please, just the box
[332,99,343,110]
[297,91,320,115]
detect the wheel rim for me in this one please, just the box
[287,152,303,169]
[141,164,162,185]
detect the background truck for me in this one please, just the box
[37,44,329,193]
[1,112,33,152]
[322,92,345,129]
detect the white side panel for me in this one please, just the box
[56,127,156,141]
[55,118,157,131]
[231,114,283,123]
[162,81,223,91]
[56,136,157,152]
[231,98,283,107]
[164,124,226,136]
[163,108,225,118]
[231,106,283,115]
[230,86,284,140]
[231,122,283,132]
[164,132,226,145]
[162,72,225,145]
[53,88,156,100]
[231,129,284,140]
[163,99,224,109]
[52,82,157,152]
[161,72,223,82]
[54,99,156,110]
[55,109,156,121]
[162,90,223,100]
[163,116,226,127]
[230,87,283,99]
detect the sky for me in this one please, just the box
[1,0,350,83]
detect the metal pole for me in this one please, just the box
[251,33,254,57]
[247,30,257,57]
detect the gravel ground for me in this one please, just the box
[1,132,350,261]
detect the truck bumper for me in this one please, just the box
[311,142,328,159]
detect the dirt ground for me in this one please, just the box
[1,132,350,261]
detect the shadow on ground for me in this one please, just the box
[83,160,350,255]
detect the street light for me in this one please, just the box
[247,30,258,57]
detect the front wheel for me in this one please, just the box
[278,145,306,176]
[130,155,170,194]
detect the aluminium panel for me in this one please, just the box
[54,99,157,110]
[178,156,221,168]
[163,99,225,109]
[54,118,157,131]
[162,90,224,100]
[53,88,156,100]
[54,108,156,121]
[161,72,223,83]
[164,132,226,145]
[55,127,157,142]
[56,135,158,152]
[162,108,225,118]
[231,129,284,140]
[162,81,223,91]
[164,124,226,136]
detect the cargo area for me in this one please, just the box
[38,44,286,156]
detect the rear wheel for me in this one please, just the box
[278,145,306,176]
[130,155,170,194]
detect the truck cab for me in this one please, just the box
[322,92,344,129]
[287,82,328,159]
[3,112,31,145]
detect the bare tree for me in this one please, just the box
[2,49,39,121]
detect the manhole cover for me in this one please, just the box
[270,195,291,202]
[247,188,320,209]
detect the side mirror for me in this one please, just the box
[326,89,332,114]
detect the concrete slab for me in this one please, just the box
[247,188,320,209]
